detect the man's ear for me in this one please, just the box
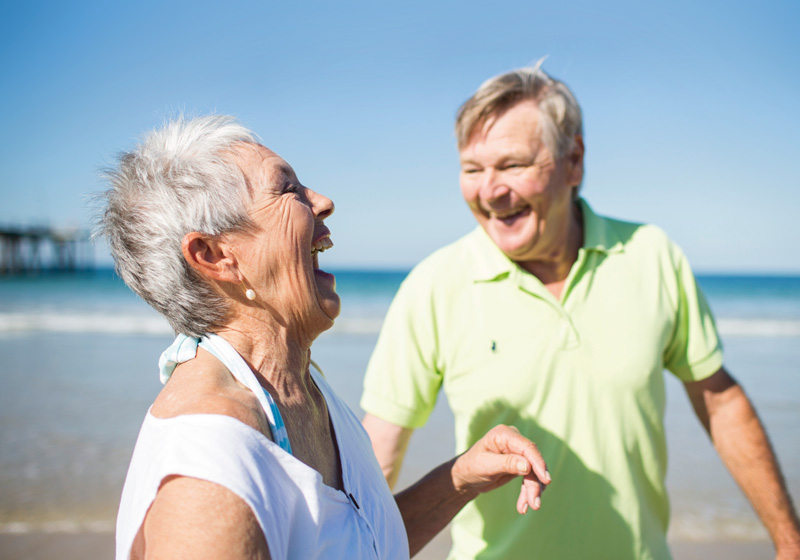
[182,232,239,283]
[567,135,585,187]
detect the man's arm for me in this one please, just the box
[394,425,550,557]
[685,367,800,559]
[363,413,415,489]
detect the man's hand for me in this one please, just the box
[452,424,551,514]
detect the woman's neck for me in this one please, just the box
[214,317,315,405]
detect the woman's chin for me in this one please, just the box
[314,270,341,321]
[318,292,341,322]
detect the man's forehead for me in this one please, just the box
[460,103,543,156]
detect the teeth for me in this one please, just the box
[491,208,525,219]
[311,236,333,254]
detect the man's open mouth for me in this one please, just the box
[490,207,530,225]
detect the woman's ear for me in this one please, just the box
[182,232,239,283]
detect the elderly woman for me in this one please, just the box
[100,115,549,560]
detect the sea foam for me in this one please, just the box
[0,312,172,335]
[0,520,114,534]
[2,312,800,338]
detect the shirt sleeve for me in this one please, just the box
[662,244,724,382]
[360,266,443,429]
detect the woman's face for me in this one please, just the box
[228,143,339,336]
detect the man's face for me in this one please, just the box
[459,100,584,265]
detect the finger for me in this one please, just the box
[488,428,550,485]
[515,442,549,485]
[475,451,536,483]
[517,478,544,514]
[516,485,529,514]
[504,452,535,478]
[522,476,544,511]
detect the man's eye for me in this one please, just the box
[285,184,299,193]
[462,168,481,174]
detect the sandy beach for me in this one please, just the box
[0,531,775,559]
[1,272,798,559]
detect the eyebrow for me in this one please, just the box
[459,153,536,166]
[276,163,293,176]
[265,163,293,184]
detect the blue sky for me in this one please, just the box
[1,0,798,272]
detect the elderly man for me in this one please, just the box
[360,65,800,559]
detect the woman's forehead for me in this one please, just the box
[232,143,297,187]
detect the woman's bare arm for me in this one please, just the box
[136,475,271,560]
[395,425,550,556]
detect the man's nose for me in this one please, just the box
[480,169,510,202]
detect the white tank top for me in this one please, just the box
[115,335,409,560]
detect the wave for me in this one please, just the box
[0,312,387,337]
[327,317,387,336]
[669,510,768,541]
[0,514,769,541]
[0,312,173,335]
[0,520,114,534]
[716,318,800,337]
[2,312,800,338]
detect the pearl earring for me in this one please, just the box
[240,280,256,301]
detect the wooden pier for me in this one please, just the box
[0,224,93,275]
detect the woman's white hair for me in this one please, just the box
[455,61,583,159]
[97,115,258,337]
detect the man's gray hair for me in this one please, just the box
[97,115,258,337]
[455,62,583,159]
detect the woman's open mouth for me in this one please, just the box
[311,235,333,270]
[311,233,336,288]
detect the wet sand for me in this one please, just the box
[0,531,775,559]
[416,532,774,559]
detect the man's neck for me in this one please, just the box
[518,201,584,300]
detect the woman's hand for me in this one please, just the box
[396,424,549,555]
[451,424,550,514]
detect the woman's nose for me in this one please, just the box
[307,187,335,220]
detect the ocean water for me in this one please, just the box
[0,269,798,542]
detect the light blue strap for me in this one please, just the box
[265,395,292,456]
[157,333,293,455]
[158,334,200,384]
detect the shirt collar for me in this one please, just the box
[580,198,626,255]
[470,198,625,282]
[470,226,515,282]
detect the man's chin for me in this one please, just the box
[485,227,537,260]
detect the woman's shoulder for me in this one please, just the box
[138,474,272,560]
[150,351,272,440]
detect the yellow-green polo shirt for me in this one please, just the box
[361,200,723,560]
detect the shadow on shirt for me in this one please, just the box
[463,400,637,560]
